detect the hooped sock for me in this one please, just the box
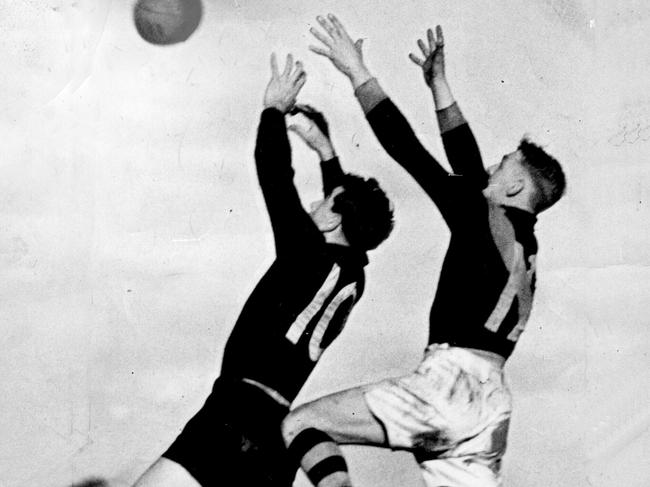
[287,428,349,486]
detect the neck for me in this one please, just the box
[323,230,350,247]
[503,200,535,214]
[487,192,535,214]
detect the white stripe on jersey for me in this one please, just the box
[309,282,357,360]
[285,264,341,344]
[483,242,536,342]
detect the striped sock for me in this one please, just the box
[288,428,350,487]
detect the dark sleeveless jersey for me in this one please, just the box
[220,108,368,402]
[355,80,537,360]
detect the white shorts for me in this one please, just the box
[364,344,512,487]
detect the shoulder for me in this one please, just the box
[446,181,489,231]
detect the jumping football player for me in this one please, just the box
[282,16,566,487]
[132,53,393,487]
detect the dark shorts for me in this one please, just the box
[163,376,295,487]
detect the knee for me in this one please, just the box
[281,403,325,445]
[281,405,307,445]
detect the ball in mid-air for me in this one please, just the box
[134,0,203,45]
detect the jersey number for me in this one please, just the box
[484,243,536,342]
[285,264,357,361]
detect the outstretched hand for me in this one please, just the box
[309,14,372,89]
[409,25,445,87]
[289,104,335,160]
[263,53,307,113]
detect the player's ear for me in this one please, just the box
[505,178,524,197]
[321,211,342,232]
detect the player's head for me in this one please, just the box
[310,175,394,251]
[483,137,566,214]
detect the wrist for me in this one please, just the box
[432,93,455,111]
[264,99,289,113]
[349,66,373,90]
[431,76,448,88]
[430,78,455,110]
[317,144,335,161]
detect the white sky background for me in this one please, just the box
[0,0,648,486]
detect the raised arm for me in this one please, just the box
[409,26,487,187]
[255,54,322,256]
[288,104,345,196]
[308,14,471,226]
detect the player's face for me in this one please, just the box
[310,186,344,231]
[483,150,526,202]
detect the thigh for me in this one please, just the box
[133,457,201,487]
[161,382,229,482]
[163,377,292,486]
[417,414,508,487]
[289,385,387,446]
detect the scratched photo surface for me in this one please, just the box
[1,1,648,486]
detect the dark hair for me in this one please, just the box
[332,174,394,251]
[290,104,330,137]
[518,138,566,213]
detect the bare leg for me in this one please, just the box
[132,458,201,487]
[282,385,387,487]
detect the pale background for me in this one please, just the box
[0,1,648,486]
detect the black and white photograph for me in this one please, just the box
[0,1,648,486]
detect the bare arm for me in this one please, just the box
[409,26,455,110]
[289,104,345,195]
[409,26,487,185]
[288,104,336,161]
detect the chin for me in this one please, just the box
[483,190,503,206]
